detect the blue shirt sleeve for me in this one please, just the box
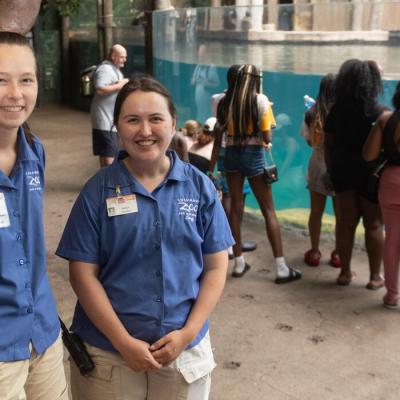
[200,178,235,254]
[56,175,102,264]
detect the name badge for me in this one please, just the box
[0,193,10,228]
[106,194,138,217]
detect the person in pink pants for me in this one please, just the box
[363,82,400,309]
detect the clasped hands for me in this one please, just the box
[118,329,192,372]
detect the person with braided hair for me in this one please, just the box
[211,64,301,283]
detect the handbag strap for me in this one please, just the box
[264,146,275,165]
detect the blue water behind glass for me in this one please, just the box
[154,57,397,214]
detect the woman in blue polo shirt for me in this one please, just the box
[0,32,68,399]
[56,76,234,400]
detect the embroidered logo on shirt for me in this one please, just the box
[25,170,42,192]
[177,197,199,222]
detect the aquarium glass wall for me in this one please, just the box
[152,3,399,223]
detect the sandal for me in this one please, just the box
[366,277,384,290]
[232,263,251,278]
[336,272,355,286]
[383,295,398,310]
[304,249,321,267]
[275,267,302,284]
[329,251,341,268]
[242,241,257,252]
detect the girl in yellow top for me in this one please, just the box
[211,64,301,283]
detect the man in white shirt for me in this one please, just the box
[91,44,129,168]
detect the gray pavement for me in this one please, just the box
[29,105,400,400]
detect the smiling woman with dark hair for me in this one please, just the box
[0,31,68,400]
[56,75,233,400]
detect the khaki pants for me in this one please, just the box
[71,332,216,400]
[0,334,69,400]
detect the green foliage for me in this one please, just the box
[69,0,97,28]
[114,0,135,17]
[54,0,81,17]
[114,0,133,26]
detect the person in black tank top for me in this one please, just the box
[324,59,385,289]
[363,82,400,309]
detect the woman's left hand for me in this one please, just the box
[149,329,192,366]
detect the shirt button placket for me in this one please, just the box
[153,208,164,329]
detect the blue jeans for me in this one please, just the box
[224,145,265,177]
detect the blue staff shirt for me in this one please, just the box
[56,151,234,351]
[0,128,60,362]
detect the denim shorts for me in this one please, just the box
[224,145,265,177]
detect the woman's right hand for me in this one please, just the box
[118,337,163,372]
[69,261,162,372]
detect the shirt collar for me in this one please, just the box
[166,150,190,182]
[17,126,39,163]
[105,150,190,191]
[0,127,37,189]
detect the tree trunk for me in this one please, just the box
[61,15,70,102]
[144,10,153,75]
[144,0,172,76]
[97,0,105,60]
[103,0,114,54]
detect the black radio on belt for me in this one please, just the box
[59,317,95,376]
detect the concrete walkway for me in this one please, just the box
[29,105,400,400]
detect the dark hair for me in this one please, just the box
[317,73,336,109]
[227,64,241,88]
[0,31,31,46]
[334,59,382,114]
[114,75,177,126]
[309,73,336,146]
[217,64,261,142]
[216,65,240,131]
[0,31,37,143]
[392,81,400,110]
